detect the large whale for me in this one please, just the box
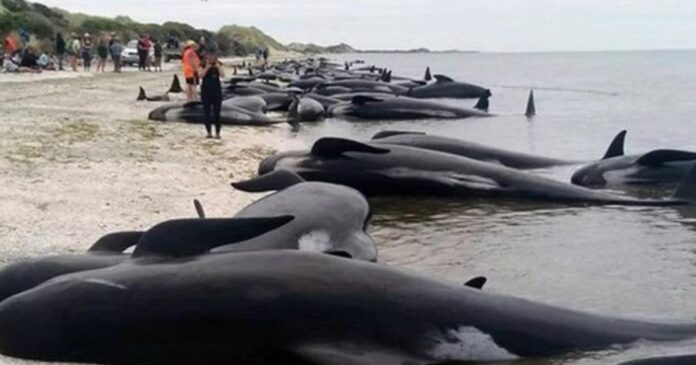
[223,95,268,114]
[371,130,577,168]
[0,216,291,303]
[0,231,142,302]
[328,95,490,121]
[257,137,696,205]
[408,74,492,99]
[219,169,377,261]
[148,101,281,126]
[572,130,696,187]
[3,250,696,364]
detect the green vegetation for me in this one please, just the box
[0,0,355,55]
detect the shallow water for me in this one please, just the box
[284,50,696,364]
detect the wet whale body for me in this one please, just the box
[3,250,696,364]
[371,130,577,168]
[572,130,696,187]
[408,74,492,99]
[0,216,292,304]
[223,169,377,261]
[258,137,696,205]
[288,95,326,123]
[0,231,143,302]
[147,101,282,126]
[619,354,696,365]
[327,95,490,120]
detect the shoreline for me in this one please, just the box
[0,59,303,264]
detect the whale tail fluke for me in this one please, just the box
[424,66,432,81]
[525,90,536,117]
[602,130,627,159]
[474,96,490,112]
[168,75,183,93]
[137,87,147,101]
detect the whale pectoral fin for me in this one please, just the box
[371,130,427,140]
[382,169,502,192]
[132,216,294,258]
[312,138,390,158]
[289,343,427,365]
[232,169,305,192]
[602,130,627,159]
[464,276,487,289]
[88,231,145,253]
[449,173,502,190]
[636,149,696,167]
[433,74,454,83]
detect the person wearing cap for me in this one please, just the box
[182,40,200,101]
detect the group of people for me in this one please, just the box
[181,38,225,139]
[2,31,166,74]
[2,35,58,73]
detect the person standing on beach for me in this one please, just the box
[96,36,108,72]
[68,33,80,71]
[262,47,269,65]
[199,52,225,139]
[137,34,148,71]
[109,37,124,73]
[55,33,65,71]
[182,40,200,101]
[153,39,162,72]
[81,33,93,72]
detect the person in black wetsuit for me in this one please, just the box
[198,52,225,139]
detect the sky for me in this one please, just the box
[35,0,696,52]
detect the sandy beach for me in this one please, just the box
[0,60,304,266]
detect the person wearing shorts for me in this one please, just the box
[182,40,200,101]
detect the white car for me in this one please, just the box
[121,40,155,66]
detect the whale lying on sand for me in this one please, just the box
[148,101,282,126]
[3,250,696,364]
[257,137,696,206]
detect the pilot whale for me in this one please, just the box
[2,250,696,364]
[371,130,576,168]
[572,130,696,187]
[257,137,696,206]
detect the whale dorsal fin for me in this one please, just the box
[351,95,384,105]
[88,231,145,253]
[602,130,627,159]
[464,276,487,290]
[636,149,696,167]
[424,66,432,81]
[193,199,206,218]
[232,169,305,192]
[525,90,535,117]
[311,138,390,158]
[132,216,294,258]
[434,74,454,83]
[137,87,147,101]
[168,75,183,93]
[371,130,426,140]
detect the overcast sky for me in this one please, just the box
[36,0,696,52]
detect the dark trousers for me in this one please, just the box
[202,93,222,135]
[137,50,147,70]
